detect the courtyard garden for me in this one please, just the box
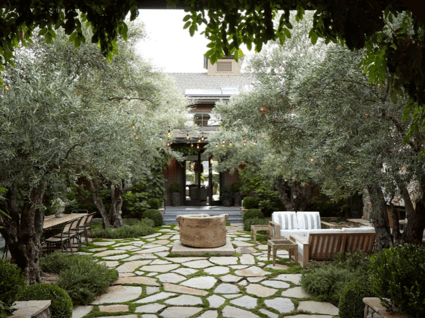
[1,3,425,318]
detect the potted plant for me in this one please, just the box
[170,182,181,206]
[51,198,66,218]
[220,186,233,207]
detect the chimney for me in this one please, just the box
[203,56,242,76]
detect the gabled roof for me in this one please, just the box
[167,73,254,96]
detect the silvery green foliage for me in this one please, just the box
[207,11,425,204]
[0,23,187,202]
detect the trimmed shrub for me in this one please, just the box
[301,251,370,305]
[40,253,118,306]
[147,198,161,209]
[170,182,181,192]
[243,208,263,222]
[244,217,268,232]
[369,244,425,318]
[243,197,260,209]
[142,209,163,227]
[339,278,372,318]
[91,218,155,238]
[19,283,72,318]
[0,259,26,308]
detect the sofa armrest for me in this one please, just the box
[290,235,308,245]
[290,235,309,268]
[269,221,281,239]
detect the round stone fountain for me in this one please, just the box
[176,214,229,248]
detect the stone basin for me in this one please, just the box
[176,214,229,248]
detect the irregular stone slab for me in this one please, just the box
[147,272,157,276]
[116,260,152,273]
[150,259,171,265]
[155,252,169,257]
[223,294,240,299]
[171,239,235,256]
[101,315,137,318]
[261,280,290,289]
[163,283,208,296]
[156,273,186,283]
[98,305,129,312]
[119,272,136,277]
[237,280,248,286]
[259,308,278,318]
[159,229,176,232]
[181,276,217,289]
[209,257,238,265]
[171,235,180,240]
[161,234,172,239]
[139,264,179,272]
[287,315,332,318]
[229,265,248,270]
[92,286,142,304]
[183,260,214,269]
[101,254,129,260]
[230,295,257,309]
[207,295,225,308]
[164,295,203,306]
[222,306,259,318]
[140,246,169,254]
[281,287,311,298]
[265,298,294,313]
[234,237,250,241]
[173,268,198,276]
[125,254,157,261]
[92,241,115,246]
[297,301,339,316]
[247,277,264,283]
[154,239,170,245]
[100,261,120,268]
[116,245,139,251]
[239,254,255,265]
[141,315,157,318]
[143,233,162,238]
[265,264,289,270]
[219,274,243,283]
[145,286,160,295]
[232,241,254,247]
[257,245,268,250]
[165,257,206,263]
[257,262,265,267]
[88,247,108,252]
[246,284,277,297]
[72,305,93,318]
[135,304,165,313]
[275,274,302,285]
[236,246,257,254]
[160,307,202,318]
[204,266,229,275]
[114,276,159,286]
[198,310,218,318]
[235,266,269,277]
[135,292,175,304]
[214,283,240,294]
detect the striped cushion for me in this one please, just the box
[297,212,321,230]
[272,212,298,230]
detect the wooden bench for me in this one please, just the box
[290,231,376,268]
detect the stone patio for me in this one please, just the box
[72,224,339,318]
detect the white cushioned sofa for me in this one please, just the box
[270,211,322,238]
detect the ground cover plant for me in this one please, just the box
[91,218,155,239]
[301,251,370,305]
[39,253,118,305]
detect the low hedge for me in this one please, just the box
[243,217,268,232]
[0,259,26,315]
[91,218,155,238]
[339,278,372,318]
[142,209,163,227]
[243,197,260,209]
[19,283,72,318]
[243,209,264,222]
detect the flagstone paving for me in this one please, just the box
[72,224,340,318]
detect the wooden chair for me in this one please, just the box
[44,218,80,253]
[80,212,96,246]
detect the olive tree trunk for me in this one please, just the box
[0,185,45,284]
[366,185,393,253]
[277,178,317,211]
[89,178,111,228]
[109,181,124,228]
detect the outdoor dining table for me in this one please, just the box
[43,213,87,230]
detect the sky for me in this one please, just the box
[134,10,253,73]
[135,10,210,73]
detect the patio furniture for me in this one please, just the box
[82,212,96,245]
[267,238,298,266]
[270,211,322,238]
[251,224,271,242]
[290,229,376,268]
[44,220,77,253]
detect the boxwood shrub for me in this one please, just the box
[243,197,260,209]
[19,283,72,318]
[369,243,425,318]
[242,208,263,222]
[339,277,372,318]
[91,218,155,238]
[243,217,269,232]
[142,209,163,227]
[0,259,26,312]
